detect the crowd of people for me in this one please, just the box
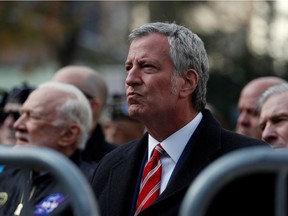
[0,21,287,215]
[235,76,287,139]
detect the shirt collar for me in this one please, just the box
[148,112,203,162]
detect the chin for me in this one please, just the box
[271,144,286,149]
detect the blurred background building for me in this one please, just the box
[0,1,288,129]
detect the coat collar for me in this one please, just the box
[157,109,222,201]
[106,109,222,214]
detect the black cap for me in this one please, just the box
[6,82,35,104]
[0,89,8,123]
[0,89,8,108]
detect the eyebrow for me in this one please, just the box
[271,113,288,120]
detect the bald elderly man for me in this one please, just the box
[52,65,115,163]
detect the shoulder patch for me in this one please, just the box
[34,193,67,215]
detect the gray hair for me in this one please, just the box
[258,83,288,112]
[128,22,209,112]
[39,81,93,149]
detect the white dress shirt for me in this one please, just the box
[148,112,203,193]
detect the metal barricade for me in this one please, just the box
[0,145,100,216]
[179,146,288,216]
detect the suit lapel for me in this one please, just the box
[107,135,148,216]
[106,110,223,214]
[156,110,223,203]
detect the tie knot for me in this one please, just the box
[151,144,164,159]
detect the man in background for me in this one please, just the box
[236,76,286,139]
[52,65,115,162]
[103,94,145,146]
[0,81,95,215]
[0,82,34,145]
[258,83,288,148]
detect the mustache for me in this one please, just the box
[15,131,30,142]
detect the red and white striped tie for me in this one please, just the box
[134,144,164,215]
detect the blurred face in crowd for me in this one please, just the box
[13,88,69,150]
[103,119,145,146]
[236,77,286,139]
[125,33,179,124]
[236,84,262,139]
[259,92,288,148]
[0,102,21,145]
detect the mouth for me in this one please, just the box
[15,132,29,144]
[237,128,249,135]
[127,91,140,97]
[271,143,286,149]
[127,92,142,105]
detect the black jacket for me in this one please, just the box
[81,124,116,163]
[0,150,96,216]
[91,109,271,216]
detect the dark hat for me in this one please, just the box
[0,89,8,108]
[0,90,8,122]
[6,82,35,104]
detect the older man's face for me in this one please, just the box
[13,88,67,150]
[259,92,288,148]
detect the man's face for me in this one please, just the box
[13,88,67,149]
[125,33,179,124]
[236,85,262,139]
[0,102,21,145]
[259,92,288,148]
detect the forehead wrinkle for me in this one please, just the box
[24,88,70,117]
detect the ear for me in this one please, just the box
[58,124,81,147]
[89,98,101,118]
[179,69,199,98]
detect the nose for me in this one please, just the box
[13,113,26,131]
[261,123,277,144]
[125,66,142,88]
[237,111,250,126]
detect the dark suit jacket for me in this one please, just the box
[81,124,116,163]
[0,150,96,216]
[91,109,270,216]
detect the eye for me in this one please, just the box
[23,110,42,120]
[271,115,288,125]
[143,63,151,68]
[29,112,42,120]
[142,63,155,69]
[125,61,133,72]
[259,123,266,131]
[140,63,157,73]
[125,65,132,72]
[247,109,259,117]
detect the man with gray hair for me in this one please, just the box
[0,81,96,216]
[52,65,115,163]
[91,22,268,216]
[258,83,288,148]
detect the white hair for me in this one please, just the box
[38,81,93,149]
[258,83,288,112]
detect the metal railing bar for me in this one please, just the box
[0,146,100,216]
[179,147,288,216]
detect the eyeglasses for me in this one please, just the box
[0,110,21,123]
